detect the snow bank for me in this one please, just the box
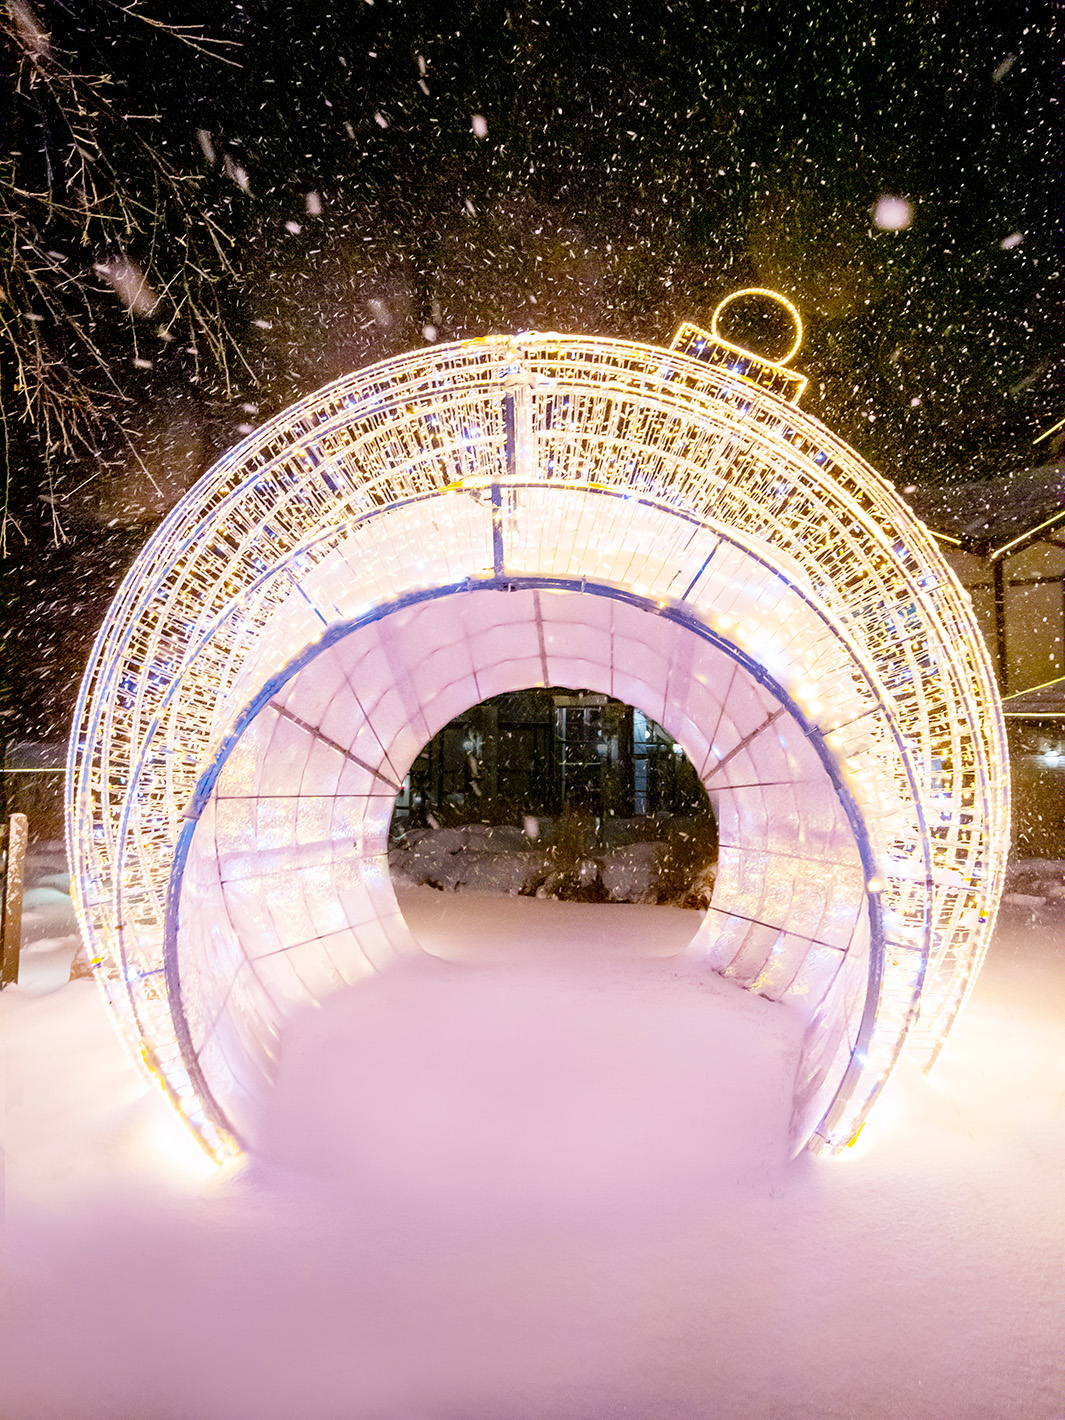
[1002,859,1065,912]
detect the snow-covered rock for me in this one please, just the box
[33,870,71,893]
[1002,891,1047,909]
[391,824,549,895]
[599,840,663,904]
[16,934,83,994]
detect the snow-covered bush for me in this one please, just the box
[389,812,717,908]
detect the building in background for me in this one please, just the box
[0,742,66,842]
[910,465,1065,694]
[999,676,1065,859]
[911,466,1065,857]
[393,689,708,837]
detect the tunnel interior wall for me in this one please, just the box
[177,586,872,1152]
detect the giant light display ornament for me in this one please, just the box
[68,290,1009,1163]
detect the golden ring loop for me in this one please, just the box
[710,287,803,366]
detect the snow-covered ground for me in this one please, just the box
[1,885,1063,1418]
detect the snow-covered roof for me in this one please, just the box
[907,464,1065,557]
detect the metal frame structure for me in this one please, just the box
[68,300,1009,1162]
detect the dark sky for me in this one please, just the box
[1,0,1062,744]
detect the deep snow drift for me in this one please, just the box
[1,887,1063,1419]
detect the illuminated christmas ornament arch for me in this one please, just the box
[68,295,1009,1162]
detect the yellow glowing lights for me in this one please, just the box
[1032,412,1065,445]
[671,287,808,402]
[709,286,805,367]
[68,309,1009,1165]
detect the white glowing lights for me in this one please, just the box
[68,309,1008,1163]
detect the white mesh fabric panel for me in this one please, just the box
[176,590,869,1148]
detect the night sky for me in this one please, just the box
[1,0,1061,745]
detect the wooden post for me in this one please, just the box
[1,812,28,987]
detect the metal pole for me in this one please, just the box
[992,557,1008,692]
[1,812,28,987]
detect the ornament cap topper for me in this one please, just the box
[671,286,807,403]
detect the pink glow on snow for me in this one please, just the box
[0,894,1062,1419]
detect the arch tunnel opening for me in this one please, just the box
[389,687,718,912]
